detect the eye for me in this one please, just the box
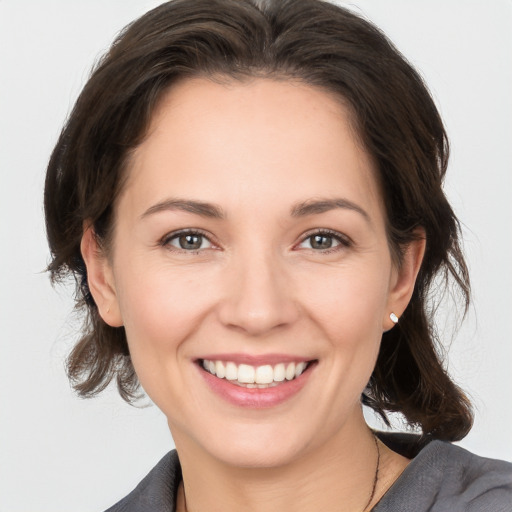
[162,230,213,252]
[297,230,350,252]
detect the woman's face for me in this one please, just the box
[85,78,420,468]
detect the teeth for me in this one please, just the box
[274,363,285,382]
[238,364,255,384]
[215,361,226,379]
[295,362,306,377]
[255,365,273,384]
[285,362,296,381]
[225,362,238,380]
[201,359,309,385]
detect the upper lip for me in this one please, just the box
[197,353,314,366]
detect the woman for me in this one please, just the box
[44,0,512,510]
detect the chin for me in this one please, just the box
[196,421,315,469]
[211,443,305,470]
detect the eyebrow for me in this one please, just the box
[290,198,370,222]
[140,197,370,222]
[141,198,225,219]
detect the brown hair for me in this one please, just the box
[45,0,472,440]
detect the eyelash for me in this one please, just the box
[298,228,352,254]
[160,228,352,255]
[160,229,214,254]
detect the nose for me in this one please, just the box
[216,249,300,337]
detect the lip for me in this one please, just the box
[198,353,312,366]
[196,357,316,409]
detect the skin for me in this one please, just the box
[82,78,425,511]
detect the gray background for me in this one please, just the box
[1,1,511,510]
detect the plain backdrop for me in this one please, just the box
[1,1,511,511]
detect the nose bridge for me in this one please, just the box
[217,242,298,336]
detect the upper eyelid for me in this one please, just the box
[297,228,352,245]
[161,228,217,247]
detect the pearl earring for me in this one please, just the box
[390,312,399,324]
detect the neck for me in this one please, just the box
[174,413,384,512]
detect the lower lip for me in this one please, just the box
[198,363,314,408]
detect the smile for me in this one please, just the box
[200,359,310,388]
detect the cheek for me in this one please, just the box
[297,262,390,346]
[113,262,220,412]
[114,260,218,363]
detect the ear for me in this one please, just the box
[384,229,426,331]
[80,225,123,327]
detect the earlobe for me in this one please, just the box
[384,230,426,331]
[80,225,123,327]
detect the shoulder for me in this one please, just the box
[103,450,181,512]
[375,438,512,512]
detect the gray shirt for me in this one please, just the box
[105,434,512,511]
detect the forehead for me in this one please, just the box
[122,77,383,222]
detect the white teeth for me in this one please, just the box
[201,359,310,385]
[285,362,296,380]
[295,362,306,377]
[215,361,226,379]
[225,362,238,380]
[273,363,285,382]
[238,364,255,384]
[255,365,274,384]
